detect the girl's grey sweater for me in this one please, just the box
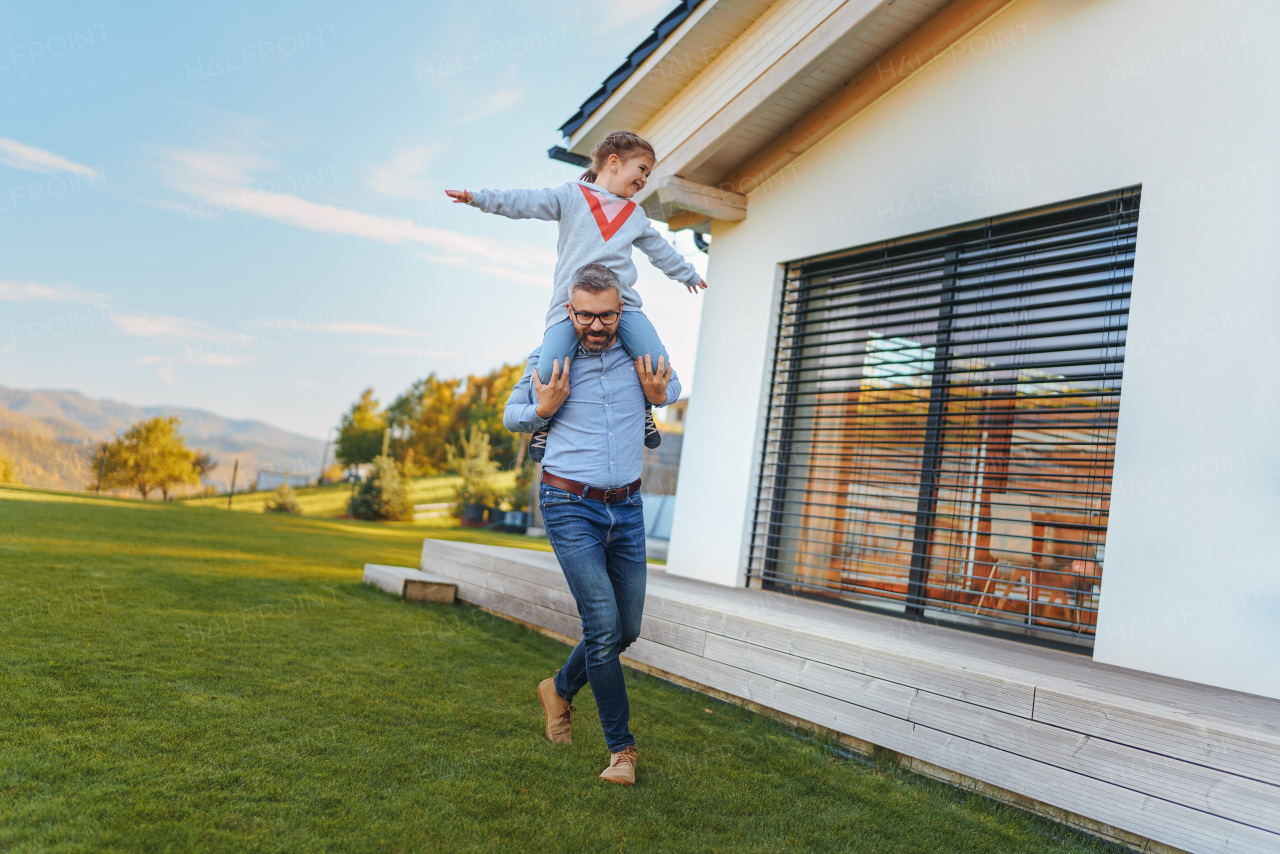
[468,180,702,330]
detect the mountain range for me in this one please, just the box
[0,385,328,492]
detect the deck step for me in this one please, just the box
[363,563,456,604]
[419,538,1280,854]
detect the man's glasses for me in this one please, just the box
[570,307,620,326]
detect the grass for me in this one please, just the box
[0,485,1125,853]
[181,473,516,518]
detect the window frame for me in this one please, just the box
[746,187,1142,649]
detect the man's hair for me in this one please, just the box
[570,263,620,298]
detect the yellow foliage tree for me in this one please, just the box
[90,416,202,500]
[335,388,387,468]
[0,452,21,485]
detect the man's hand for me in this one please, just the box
[636,354,672,406]
[532,359,571,419]
[444,189,473,204]
[685,278,708,295]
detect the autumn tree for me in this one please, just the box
[455,362,524,468]
[335,388,387,467]
[91,416,201,500]
[192,450,218,480]
[385,374,462,475]
[0,452,21,485]
[333,360,526,479]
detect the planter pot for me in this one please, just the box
[460,502,487,527]
[503,510,528,533]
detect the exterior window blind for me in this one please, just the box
[747,188,1140,647]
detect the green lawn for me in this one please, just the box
[0,486,1122,853]
[180,473,515,518]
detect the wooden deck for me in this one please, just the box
[420,540,1280,854]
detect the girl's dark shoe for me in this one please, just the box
[644,405,661,449]
[529,427,549,462]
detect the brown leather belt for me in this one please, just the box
[541,471,641,504]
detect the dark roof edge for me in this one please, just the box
[547,146,591,168]
[557,0,707,140]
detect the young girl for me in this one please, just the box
[446,130,706,460]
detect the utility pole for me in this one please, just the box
[96,443,107,493]
[317,428,333,485]
[227,459,239,510]
[514,432,529,470]
[348,467,358,517]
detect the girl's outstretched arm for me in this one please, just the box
[634,224,707,294]
[444,185,567,221]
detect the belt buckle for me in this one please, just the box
[602,484,629,503]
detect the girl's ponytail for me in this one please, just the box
[578,131,655,185]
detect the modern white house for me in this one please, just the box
[425,1,1280,851]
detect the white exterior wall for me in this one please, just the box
[666,0,1280,699]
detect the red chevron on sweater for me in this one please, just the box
[578,184,636,242]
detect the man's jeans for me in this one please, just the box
[540,481,647,753]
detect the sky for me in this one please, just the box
[0,0,706,440]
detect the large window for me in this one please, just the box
[747,189,1140,647]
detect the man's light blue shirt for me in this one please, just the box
[504,339,680,489]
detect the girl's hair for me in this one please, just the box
[579,131,656,183]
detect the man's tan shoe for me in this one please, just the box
[599,745,637,786]
[538,675,574,744]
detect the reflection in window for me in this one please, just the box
[749,189,1140,646]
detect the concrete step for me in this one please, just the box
[363,563,456,604]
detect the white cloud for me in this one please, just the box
[449,87,522,126]
[134,355,184,384]
[596,0,673,33]
[0,138,101,178]
[135,350,254,378]
[189,351,253,367]
[361,345,459,357]
[416,252,547,287]
[162,148,270,186]
[0,280,109,304]
[111,313,215,340]
[368,146,435,199]
[322,321,424,337]
[158,145,556,280]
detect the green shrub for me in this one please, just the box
[510,456,534,512]
[349,455,412,522]
[447,428,501,517]
[263,483,302,515]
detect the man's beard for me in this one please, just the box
[578,326,616,353]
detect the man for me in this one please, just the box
[504,262,679,787]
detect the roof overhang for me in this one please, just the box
[558,0,710,139]
[555,0,1021,231]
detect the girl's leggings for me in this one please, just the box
[536,310,667,384]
